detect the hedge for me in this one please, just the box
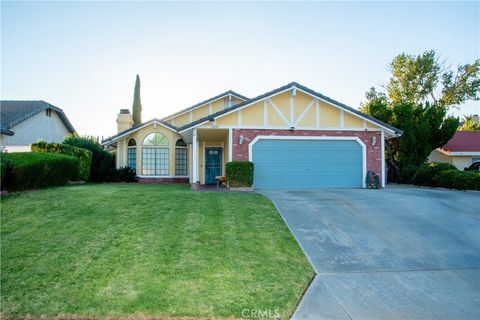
[412,162,457,187]
[226,161,254,187]
[433,170,480,191]
[1,152,79,191]
[63,135,114,182]
[31,141,92,181]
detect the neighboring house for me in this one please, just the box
[0,101,76,151]
[428,131,480,170]
[102,82,402,189]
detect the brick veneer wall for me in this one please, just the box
[232,129,382,182]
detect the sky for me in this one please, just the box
[1,1,479,139]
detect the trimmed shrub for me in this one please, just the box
[63,135,114,182]
[433,170,480,191]
[104,166,137,183]
[31,141,92,181]
[413,162,457,187]
[1,152,79,191]
[226,161,254,187]
[398,164,419,184]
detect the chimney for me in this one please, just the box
[117,109,133,133]
[472,114,479,124]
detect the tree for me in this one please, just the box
[361,50,479,182]
[458,115,480,131]
[132,75,142,125]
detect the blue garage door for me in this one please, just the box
[252,139,363,189]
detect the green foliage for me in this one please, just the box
[412,162,457,187]
[458,115,480,131]
[63,135,114,182]
[132,74,142,125]
[386,50,480,107]
[226,161,254,187]
[1,152,79,191]
[433,170,480,190]
[359,49,477,182]
[31,141,92,181]
[105,166,137,182]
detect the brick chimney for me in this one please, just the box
[117,109,133,133]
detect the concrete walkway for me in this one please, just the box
[259,186,480,320]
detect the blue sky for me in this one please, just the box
[1,1,479,138]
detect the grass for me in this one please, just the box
[1,184,313,319]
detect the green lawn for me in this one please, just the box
[1,184,313,319]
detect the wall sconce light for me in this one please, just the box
[239,134,245,145]
[290,126,295,131]
[371,135,377,146]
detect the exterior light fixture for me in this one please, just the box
[289,126,295,131]
[239,134,245,144]
[371,135,377,146]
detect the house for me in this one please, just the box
[0,100,76,151]
[102,82,402,189]
[428,131,480,170]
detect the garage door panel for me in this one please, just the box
[252,139,363,189]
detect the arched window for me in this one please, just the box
[142,133,169,176]
[175,139,187,176]
[127,138,137,172]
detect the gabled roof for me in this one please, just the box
[439,131,480,153]
[177,82,403,136]
[0,100,76,135]
[102,118,178,144]
[162,90,249,121]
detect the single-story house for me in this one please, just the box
[428,131,480,170]
[0,100,76,152]
[102,82,402,189]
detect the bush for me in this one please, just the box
[226,161,254,187]
[433,170,480,190]
[31,141,92,181]
[63,135,114,182]
[1,152,79,191]
[104,166,137,183]
[398,164,419,184]
[413,162,457,187]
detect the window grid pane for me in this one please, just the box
[175,148,187,176]
[127,147,136,172]
[142,147,169,176]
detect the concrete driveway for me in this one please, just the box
[259,185,480,320]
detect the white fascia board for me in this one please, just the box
[101,120,175,146]
[294,87,398,136]
[178,87,293,133]
[163,93,247,121]
[437,148,480,156]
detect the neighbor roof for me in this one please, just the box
[0,100,76,135]
[440,131,480,153]
[177,82,403,135]
[162,90,249,121]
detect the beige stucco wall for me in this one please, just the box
[116,123,188,177]
[1,110,71,146]
[428,149,476,170]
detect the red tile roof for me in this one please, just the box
[440,131,480,153]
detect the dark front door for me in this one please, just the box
[205,147,222,184]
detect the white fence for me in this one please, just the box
[1,145,32,153]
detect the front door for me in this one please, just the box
[205,147,222,184]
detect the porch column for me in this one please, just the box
[192,128,199,187]
[115,144,120,169]
[228,128,233,162]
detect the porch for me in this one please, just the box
[188,128,232,187]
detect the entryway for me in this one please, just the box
[205,147,222,184]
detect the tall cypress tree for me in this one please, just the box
[132,75,142,125]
